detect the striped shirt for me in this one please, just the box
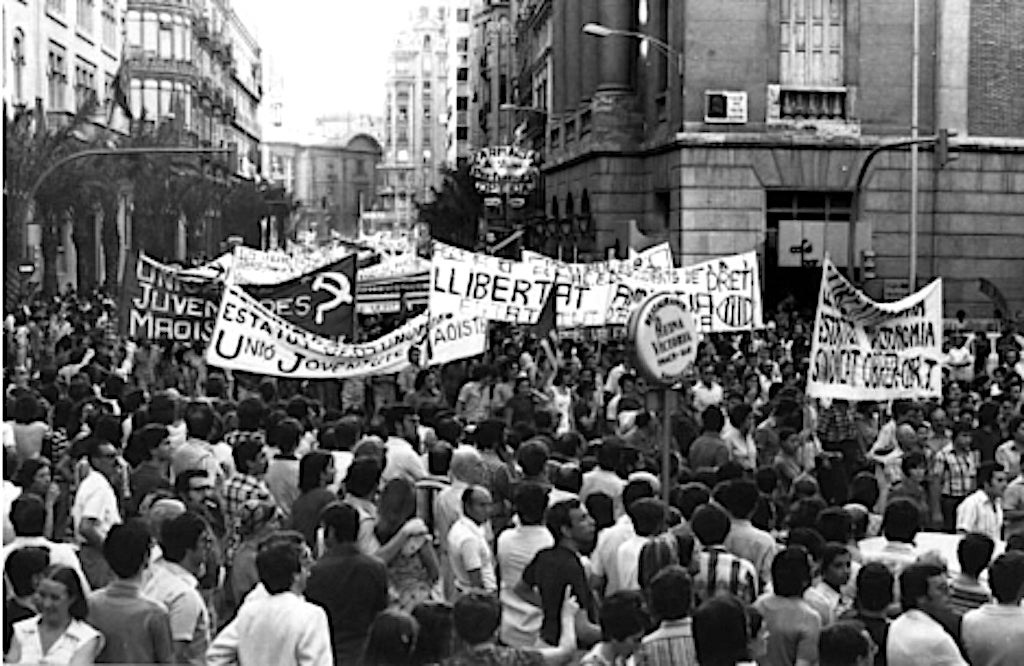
[634,619,698,666]
[692,546,758,605]
[931,444,977,498]
[948,575,991,616]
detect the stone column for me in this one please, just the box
[565,0,582,111]
[935,0,970,135]
[598,0,634,91]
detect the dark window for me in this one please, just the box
[456,96,468,110]
[456,8,469,22]
[457,37,469,52]
[456,126,468,140]
[457,67,469,81]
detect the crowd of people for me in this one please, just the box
[3,286,1024,666]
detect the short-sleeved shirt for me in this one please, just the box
[87,580,174,664]
[692,546,759,605]
[447,515,497,594]
[753,595,821,666]
[521,545,594,647]
[12,616,104,665]
[931,444,977,498]
[955,489,1003,542]
[141,558,209,666]
[71,469,122,543]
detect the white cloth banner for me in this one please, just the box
[605,251,764,332]
[206,284,485,378]
[209,246,355,286]
[806,256,943,401]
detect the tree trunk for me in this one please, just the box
[40,212,62,296]
[71,206,97,292]
[100,194,121,290]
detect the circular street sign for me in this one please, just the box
[628,293,698,386]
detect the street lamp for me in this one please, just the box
[582,22,683,73]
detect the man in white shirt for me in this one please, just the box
[887,563,967,666]
[381,405,427,484]
[995,415,1024,478]
[961,551,1024,666]
[956,461,1008,542]
[589,479,655,598]
[691,365,723,414]
[613,497,668,592]
[448,485,497,597]
[207,538,332,666]
[496,483,554,647]
[143,512,213,666]
[579,438,627,517]
[2,495,90,593]
[72,439,123,589]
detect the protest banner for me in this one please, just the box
[119,251,221,342]
[246,254,357,340]
[806,256,943,401]
[226,245,354,285]
[206,284,485,379]
[430,241,564,324]
[606,251,764,332]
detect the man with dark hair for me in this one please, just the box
[839,563,893,666]
[949,532,994,615]
[888,564,966,666]
[264,417,303,520]
[754,545,821,666]
[860,499,923,576]
[343,456,425,563]
[723,402,758,471]
[962,551,1024,665]
[690,503,758,604]
[447,592,576,665]
[142,511,213,665]
[88,521,174,664]
[2,494,88,590]
[3,547,48,653]
[382,404,427,484]
[591,479,655,597]
[719,478,779,585]
[818,621,874,666]
[634,565,697,666]
[613,497,668,592]
[930,422,978,532]
[580,436,627,518]
[687,407,729,472]
[955,460,1007,541]
[515,498,600,649]
[172,401,223,488]
[71,436,123,588]
[128,424,173,516]
[222,436,275,551]
[306,502,388,664]
[208,540,332,666]
[497,483,555,647]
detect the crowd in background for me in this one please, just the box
[3,285,1024,666]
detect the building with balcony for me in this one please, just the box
[124,0,261,177]
[376,4,450,233]
[525,0,1024,315]
[3,0,129,289]
[262,134,382,240]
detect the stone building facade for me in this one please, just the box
[527,0,1024,315]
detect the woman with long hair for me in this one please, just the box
[362,609,419,666]
[290,451,336,548]
[375,478,438,611]
[12,458,60,539]
[6,565,103,664]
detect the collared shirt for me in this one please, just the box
[72,468,122,544]
[87,579,174,665]
[11,617,104,664]
[634,618,698,666]
[887,609,967,666]
[804,581,851,626]
[858,538,921,579]
[931,444,978,498]
[956,489,1004,542]
[693,546,758,605]
[456,381,494,424]
[497,525,555,648]
[382,436,427,484]
[1003,475,1024,538]
[721,423,758,471]
[448,515,497,594]
[142,558,209,666]
[207,591,333,666]
[962,603,1024,666]
[590,514,635,595]
[723,519,778,587]
[613,534,649,592]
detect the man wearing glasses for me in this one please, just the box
[72,439,123,589]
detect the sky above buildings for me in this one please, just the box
[239,0,421,126]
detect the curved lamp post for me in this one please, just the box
[582,22,683,73]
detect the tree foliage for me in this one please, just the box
[416,163,482,250]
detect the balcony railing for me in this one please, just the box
[767,84,853,123]
[126,54,199,79]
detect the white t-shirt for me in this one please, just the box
[613,534,648,592]
[447,515,497,595]
[72,470,122,543]
[497,525,555,647]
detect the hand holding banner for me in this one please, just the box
[806,256,943,401]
